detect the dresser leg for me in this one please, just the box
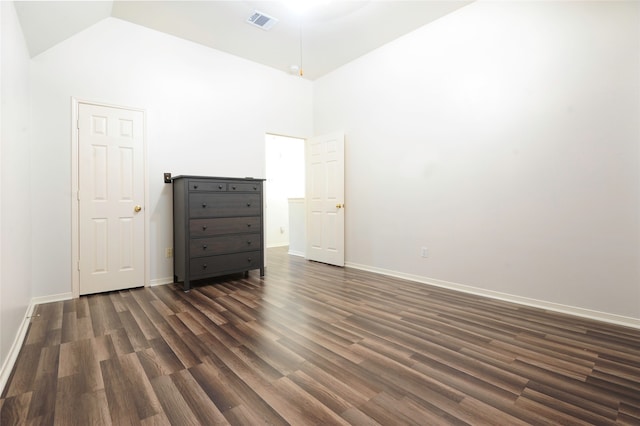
[260,267,265,276]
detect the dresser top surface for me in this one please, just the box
[171,175,265,182]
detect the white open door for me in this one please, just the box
[78,103,146,295]
[305,132,345,266]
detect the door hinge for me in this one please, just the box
[77,260,80,271]
[77,119,80,129]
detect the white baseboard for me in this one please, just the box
[0,303,34,395]
[0,292,73,394]
[267,243,289,249]
[345,261,640,330]
[32,292,73,305]
[287,250,305,258]
[149,277,173,287]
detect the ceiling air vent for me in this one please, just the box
[247,10,278,31]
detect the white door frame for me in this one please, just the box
[70,98,149,298]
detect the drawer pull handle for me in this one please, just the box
[203,264,207,269]
[202,203,207,208]
[202,225,207,230]
[247,241,252,245]
[203,245,207,250]
[232,186,237,190]
[247,223,252,227]
[218,185,223,189]
[247,258,252,262]
[193,185,198,189]
[253,186,257,190]
[247,203,251,207]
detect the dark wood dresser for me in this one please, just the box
[172,176,265,291]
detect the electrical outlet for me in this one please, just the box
[165,247,173,258]
[421,247,428,258]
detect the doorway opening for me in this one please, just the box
[264,134,305,255]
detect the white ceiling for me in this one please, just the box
[14,1,473,80]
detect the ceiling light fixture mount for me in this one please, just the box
[282,0,333,16]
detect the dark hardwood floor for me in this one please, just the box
[1,247,639,425]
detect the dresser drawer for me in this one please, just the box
[190,217,261,237]
[190,234,261,257]
[228,182,261,192]
[189,180,226,191]
[190,251,262,278]
[190,193,261,218]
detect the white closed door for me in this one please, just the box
[305,132,345,266]
[78,103,145,295]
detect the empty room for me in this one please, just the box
[1,0,639,424]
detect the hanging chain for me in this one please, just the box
[299,24,304,77]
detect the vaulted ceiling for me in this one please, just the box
[14,1,473,80]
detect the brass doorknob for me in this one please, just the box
[134,205,142,213]
[336,203,344,209]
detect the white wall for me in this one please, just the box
[314,1,640,319]
[265,134,305,248]
[0,1,32,374]
[6,0,639,339]
[29,17,313,294]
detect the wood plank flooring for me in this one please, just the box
[1,247,639,425]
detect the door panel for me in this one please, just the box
[305,132,345,266]
[79,103,145,295]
